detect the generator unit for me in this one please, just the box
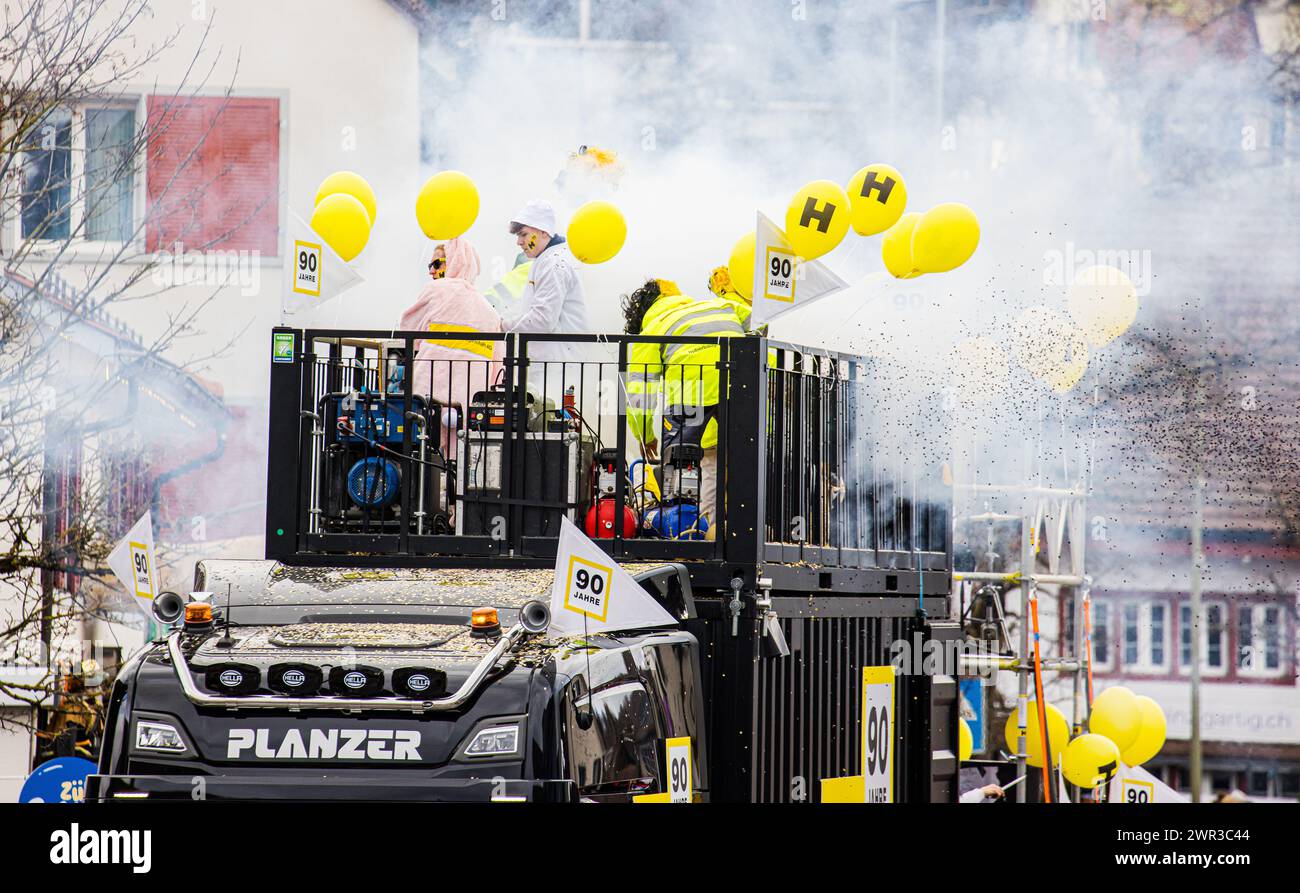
[645,443,709,540]
[320,391,449,534]
[585,448,639,539]
[455,429,595,538]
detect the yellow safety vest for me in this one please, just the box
[717,288,752,330]
[625,294,745,449]
[485,261,532,312]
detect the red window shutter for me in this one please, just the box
[146,96,280,254]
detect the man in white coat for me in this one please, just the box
[503,200,589,385]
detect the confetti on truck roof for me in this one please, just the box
[196,559,677,609]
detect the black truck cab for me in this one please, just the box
[93,561,704,802]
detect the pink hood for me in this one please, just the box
[397,237,503,415]
[398,237,487,331]
[441,235,480,283]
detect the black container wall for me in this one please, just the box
[692,597,953,803]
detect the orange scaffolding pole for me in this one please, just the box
[1029,593,1052,803]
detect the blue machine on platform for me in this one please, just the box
[322,389,446,532]
[645,502,709,540]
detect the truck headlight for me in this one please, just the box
[135,720,188,754]
[463,724,519,758]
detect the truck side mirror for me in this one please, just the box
[571,675,594,731]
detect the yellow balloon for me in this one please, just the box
[784,179,850,260]
[1067,264,1139,347]
[728,232,756,301]
[1010,305,1090,393]
[959,720,973,762]
[1090,686,1142,752]
[881,212,923,279]
[567,200,626,264]
[846,163,907,236]
[310,192,371,262]
[1061,733,1121,789]
[415,170,479,240]
[1002,700,1069,768]
[1121,696,1167,767]
[911,203,980,273]
[315,171,376,225]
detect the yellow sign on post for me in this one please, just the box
[666,736,692,802]
[633,736,693,803]
[861,666,896,803]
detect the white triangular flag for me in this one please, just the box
[1109,762,1188,804]
[749,211,849,328]
[549,516,677,636]
[282,211,363,319]
[106,511,157,620]
[1057,763,1072,803]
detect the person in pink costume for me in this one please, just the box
[397,237,503,459]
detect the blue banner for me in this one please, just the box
[19,757,97,804]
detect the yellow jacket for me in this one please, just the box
[625,293,746,448]
[484,260,532,313]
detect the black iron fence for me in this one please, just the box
[764,341,951,572]
[265,328,950,573]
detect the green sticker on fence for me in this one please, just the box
[272,332,295,363]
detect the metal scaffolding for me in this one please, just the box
[953,476,1094,803]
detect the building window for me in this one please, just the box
[1208,604,1225,668]
[102,447,151,539]
[1166,765,1184,792]
[46,439,85,597]
[1237,603,1287,678]
[85,108,138,241]
[1150,603,1165,666]
[1264,606,1282,671]
[1122,600,1170,673]
[18,104,137,244]
[145,96,280,255]
[1179,602,1226,676]
[1123,604,1139,665]
[20,108,73,240]
[1280,773,1300,799]
[1092,601,1110,667]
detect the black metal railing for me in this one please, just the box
[763,340,950,571]
[265,328,950,572]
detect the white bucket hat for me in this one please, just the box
[509,199,558,236]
